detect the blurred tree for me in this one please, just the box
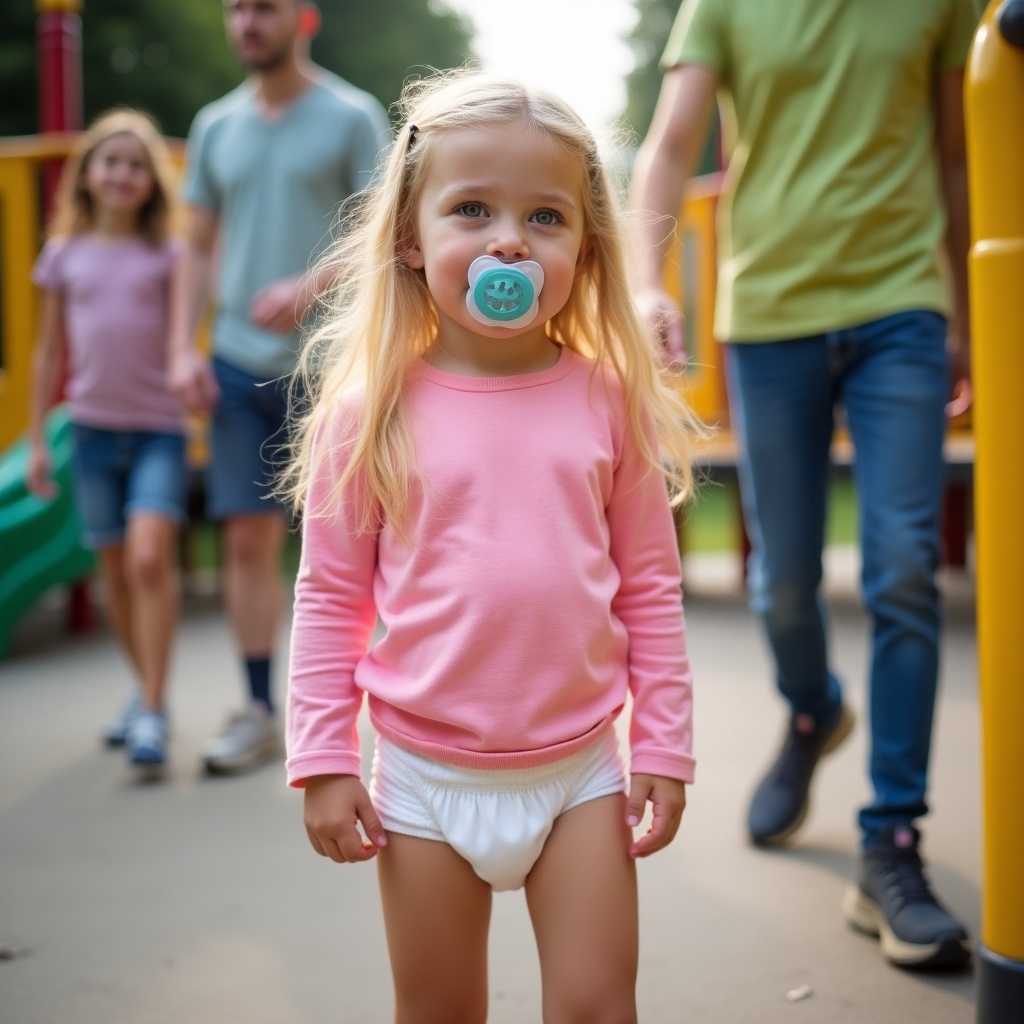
[622,0,718,172]
[0,0,473,139]
[312,0,473,120]
[623,0,680,139]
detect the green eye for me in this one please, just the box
[458,202,485,218]
[532,209,560,226]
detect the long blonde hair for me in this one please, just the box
[288,71,705,536]
[48,108,176,246]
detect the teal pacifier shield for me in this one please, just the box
[472,267,536,322]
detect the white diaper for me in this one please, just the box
[369,729,625,891]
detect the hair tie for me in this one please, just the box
[407,124,419,151]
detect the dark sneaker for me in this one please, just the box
[746,704,855,845]
[843,823,971,969]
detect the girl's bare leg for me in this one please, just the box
[124,514,179,710]
[96,543,143,677]
[526,794,639,1024]
[377,833,492,1024]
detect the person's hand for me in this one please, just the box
[626,772,687,858]
[26,442,57,500]
[249,276,307,335]
[635,286,685,365]
[168,348,219,417]
[304,774,389,863]
[946,324,972,419]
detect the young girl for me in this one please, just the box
[285,72,703,1021]
[28,110,185,777]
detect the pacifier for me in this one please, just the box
[466,255,545,329]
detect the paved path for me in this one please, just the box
[0,555,978,1023]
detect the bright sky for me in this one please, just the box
[442,0,640,134]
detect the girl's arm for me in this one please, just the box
[606,410,695,857]
[287,419,380,786]
[26,290,67,497]
[288,425,385,861]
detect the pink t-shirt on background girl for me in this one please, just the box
[287,347,695,788]
[32,235,184,433]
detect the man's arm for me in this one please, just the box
[630,64,718,358]
[168,205,220,414]
[936,70,971,413]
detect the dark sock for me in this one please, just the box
[245,656,273,713]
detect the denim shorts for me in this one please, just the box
[369,728,626,891]
[208,356,293,519]
[71,424,187,548]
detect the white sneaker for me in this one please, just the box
[202,704,281,775]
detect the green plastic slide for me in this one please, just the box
[0,407,95,659]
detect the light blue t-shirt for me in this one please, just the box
[183,71,390,378]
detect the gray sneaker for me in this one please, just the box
[102,693,141,748]
[202,704,281,775]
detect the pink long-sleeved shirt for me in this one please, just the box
[286,346,695,787]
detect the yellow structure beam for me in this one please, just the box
[964,2,1024,1019]
[35,0,83,12]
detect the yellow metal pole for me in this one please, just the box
[964,2,1024,1020]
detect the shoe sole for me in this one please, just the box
[130,758,166,781]
[750,706,857,847]
[842,885,972,969]
[203,740,281,776]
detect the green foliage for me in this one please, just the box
[312,0,474,121]
[622,0,682,139]
[0,0,474,140]
[622,0,718,171]
[0,5,44,137]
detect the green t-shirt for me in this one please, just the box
[183,71,390,377]
[661,0,979,341]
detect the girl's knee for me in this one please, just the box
[544,991,637,1024]
[394,992,487,1024]
[127,541,173,590]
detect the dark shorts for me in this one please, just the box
[71,424,187,548]
[207,356,293,520]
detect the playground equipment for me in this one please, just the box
[0,407,94,659]
[965,2,1024,1020]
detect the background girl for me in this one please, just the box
[28,109,185,776]
[285,72,703,1021]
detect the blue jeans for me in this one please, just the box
[725,311,949,841]
[71,424,187,548]
[208,356,292,519]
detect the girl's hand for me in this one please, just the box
[303,774,389,863]
[26,443,57,499]
[625,773,687,858]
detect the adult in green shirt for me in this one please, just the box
[632,0,975,969]
[168,0,388,775]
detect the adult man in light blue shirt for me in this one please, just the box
[169,0,389,774]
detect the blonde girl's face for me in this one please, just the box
[82,132,155,218]
[407,123,591,352]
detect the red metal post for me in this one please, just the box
[37,0,83,134]
[36,0,84,210]
[36,1,93,635]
